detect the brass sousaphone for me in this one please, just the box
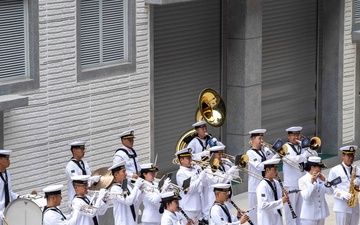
[174,88,226,161]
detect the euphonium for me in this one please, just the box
[347,165,359,207]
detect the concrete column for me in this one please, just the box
[226,0,262,156]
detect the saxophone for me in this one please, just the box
[347,165,359,207]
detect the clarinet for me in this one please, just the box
[277,176,297,219]
[230,200,254,225]
[178,207,194,224]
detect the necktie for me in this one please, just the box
[0,172,9,207]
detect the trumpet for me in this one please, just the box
[88,190,127,201]
[235,154,263,180]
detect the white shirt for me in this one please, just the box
[298,172,332,220]
[65,159,91,203]
[141,181,162,224]
[209,202,240,225]
[282,143,307,187]
[43,206,78,225]
[113,146,141,179]
[109,182,144,225]
[71,194,108,225]
[256,179,284,225]
[187,136,208,160]
[161,209,187,225]
[176,165,204,213]
[0,170,18,212]
[328,163,360,213]
[246,148,274,193]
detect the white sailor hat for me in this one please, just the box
[307,156,326,168]
[175,147,192,158]
[43,184,63,196]
[249,129,266,137]
[70,141,86,148]
[108,161,126,172]
[119,130,135,139]
[160,191,182,203]
[285,126,303,134]
[263,158,281,168]
[192,120,207,129]
[140,163,158,172]
[209,145,225,153]
[212,183,231,192]
[0,150,12,156]
[340,145,358,155]
[71,175,90,185]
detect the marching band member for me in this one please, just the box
[246,129,274,225]
[256,158,289,225]
[186,121,211,160]
[113,130,141,179]
[203,145,239,223]
[140,163,162,225]
[108,160,145,225]
[71,175,108,225]
[0,150,18,225]
[176,147,207,221]
[159,191,193,225]
[209,183,250,225]
[328,145,360,225]
[282,126,312,225]
[43,184,79,225]
[298,156,332,225]
[65,141,92,204]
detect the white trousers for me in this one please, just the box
[301,219,325,225]
[335,212,359,225]
[284,186,303,225]
[248,192,258,225]
[142,223,160,225]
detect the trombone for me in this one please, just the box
[234,154,263,180]
[205,158,243,183]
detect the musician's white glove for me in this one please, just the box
[135,177,145,189]
[354,178,360,186]
[198,170,207,180]
[0,210,4,219]
[88,175,101,187]
[162,178,171,191]
[98,188,108,201]
[271,154,280,159]
[227,166,238,175]
[338,190,352,200]
[200,150,210,157]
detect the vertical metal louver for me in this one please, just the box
[80,0,125,67]
[355,0,360,24]
[262,0,318,142]
[0,0,26,80]
[153,0,222,172]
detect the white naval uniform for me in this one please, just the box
[141,180,162,225]
[176,164,204,220]
[187,136,209,161]
[65,159,91,203]
[71,194,108,225]
[246,147,274,225]
[109,182,144,225]
[209,202,240,225]
[256,179,284,225]
[0,170,18,225]
[43,206,79,225]
[298,172,333,225]
[282,143,312,225]
[113,146,141,179]
[161,209,187,225]
[328,163,360,225]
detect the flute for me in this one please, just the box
[178,207,195,225]
[277,176,297,219]
[229,200,254,225]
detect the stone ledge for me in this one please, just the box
[352,30,360,43]
[0,95,29,111]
